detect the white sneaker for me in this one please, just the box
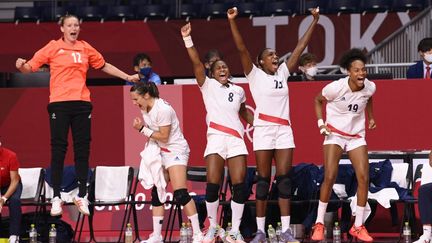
[8,235,19,243]
[192,232,204,243]
[73,196,90,216]
[50,196,63,216]
[140,233,163,243]
[414,235,431,243]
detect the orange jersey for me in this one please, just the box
[27,38,105,103]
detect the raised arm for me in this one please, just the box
[366,97,376,129]
[181,23,206,87]
[228,7,253,75]
[286,8,320,72]
[102,62,139,83]
[314,92,331,135]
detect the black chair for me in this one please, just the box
[179,3,202,19]
[304,0,327,14]
[327,0,360,14]
[391,0,425,12]
[201,3,228,18]
[264,1,297,16]
[135,4,170,20]
[106,5,135,20]
[40,6,76,22]
[60,0,90,7]
[76,6,107,21]
[14,7,41,22]
[360,0,391,13]
[235,2,263,17]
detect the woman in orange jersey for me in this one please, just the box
[15,14,139,217]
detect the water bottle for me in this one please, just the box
[186,222,193,243]
[180,222,188,243]
[332,222,341,243]
[403,221,412,243]
[217,225,227,243]
[49,224,56,243]
[275,222,282,242]
[226,222,232,233]
[125,223,133,243]
[268,225,278,243]
[29,224,37,243]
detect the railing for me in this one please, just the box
[318,62,415,79]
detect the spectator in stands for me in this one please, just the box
[130,82,203,243]
[204,49,224,78]
[413,151,432,243]
[311,48,376,242]
[298,52,319,81]
[407,37,432,79]
[181,22,254,243]
[0,141,22,243]
[15,14,139,217]
[129,53,162,85]
[228,6,319,243]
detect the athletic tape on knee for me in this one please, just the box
[174,188,192,206]
[232,183,248,203]
[205,183,220,202]
[275,174,292,199]
[256,176,271,200]
[151,187,164,207]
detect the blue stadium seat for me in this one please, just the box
[327,0,359,14]
[14,7,41,22]
[360,0,391,13]
[135,4,170,19]
[201,3,227,18]
[60,0,89,7]
[76,6,107,21]
[264,1,297,16]
[304,0,327,14]
[391,0,425,11]
[106,5,135,20]
[234,2,263,17]
[179,3,202,18]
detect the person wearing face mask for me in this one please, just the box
[311,48,376,242]
[407,37,432,79]
[181,22,254,243]
[15,14,139,217]
[0,141,22,243]
[128,53,162,85]
[298,53,319,81]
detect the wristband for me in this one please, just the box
[320,127,330,135]
[140,126,154,138]
[1,196,7,202]
[317,119,325,127]
[183,36,194,48]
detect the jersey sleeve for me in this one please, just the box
[9,151,19,171]
[27,40,56,72]
[239,87,246,103]
[322,81,340,101]
[245,64,259,86]
[199,76,211,91]
[83,41,105,70]
[150,74,162,85]
[278,62,291,80]
[157,105,173,127]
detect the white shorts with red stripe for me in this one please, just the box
[253,125,295,151]
[161,152,189,169]
[323,133,366,152]
[204,134,248,159]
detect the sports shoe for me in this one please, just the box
[8,235,19,243]
[140,233,163,243]
[203,226,220,243]
[349,225,373,242]
[50,196,63,216]
[279,228,299,243]
[193,232,205,243]
[225,230,246,243]
[414,234,431,243]
[73,196,90,216]
[310,222,325,241]
[249,230,266,243]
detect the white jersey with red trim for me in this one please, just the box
[200,77,246,138]
[246,63,291,126]
[141,98,190,154]
[323,77,376,138]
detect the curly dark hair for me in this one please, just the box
[339,48,367,70]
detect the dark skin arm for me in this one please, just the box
[181,23,206,87]
[239,103,254,126]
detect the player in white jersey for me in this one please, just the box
[228,7,319,243]
[130,82,204,243]
[311,49,376,242]
[181,23,254,243]
[413,151,432,243]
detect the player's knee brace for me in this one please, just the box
[275,174,292,199]
[174,188,192,206]
[232,183,248,204]
[151,187,164,207]
[205,183,220,202]
[256,176,271,200]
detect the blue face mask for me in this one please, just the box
[139,67,152,78]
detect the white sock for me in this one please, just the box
[423,225,431,238]
[354,206,365,227]
[206,200,219,227]
[316,201,328,224]
[153,216,164,236]
[231,201,244,232]
[188,213,201,234]
[257,217,266,232]
[281,216,291,232]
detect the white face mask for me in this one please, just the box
[305,66,318,77]
[424,53,432,63]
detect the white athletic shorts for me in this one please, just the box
[161,152,189,169]
[204,134,248,159]
[323,133,366,152]
[253,125,295,151]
